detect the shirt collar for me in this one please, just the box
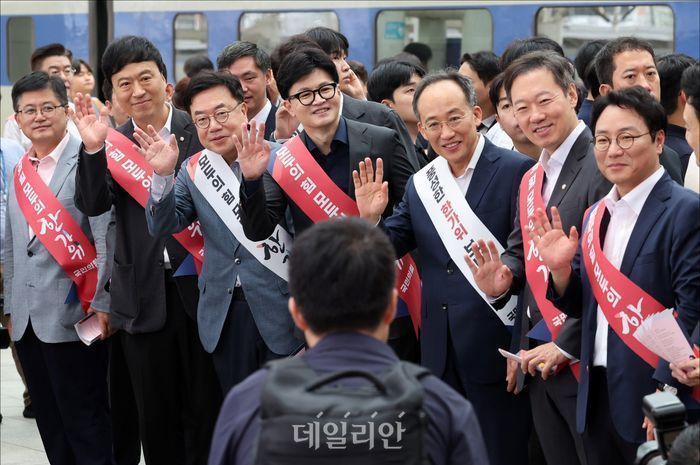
[251,99,272,125]
[481,114,497,130]
[540,120,586,171]
[454,133,485,179]
[305,116,348,153]
[29,131,70,165]
[132,103,173,137]
[603,166,665,216]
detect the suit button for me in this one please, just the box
[227,288,233,294]
[446,265,454,275]
[441,304,448,311]
[234,258,241,265]
[27,251,33,257]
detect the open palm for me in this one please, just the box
[71,92,109,152]
[133,126,178,176]
[235,120,270,180]
[352,157,388,223]
[529,207,578,272]
[465,239,513,296]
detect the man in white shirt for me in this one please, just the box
[533,86,699,465]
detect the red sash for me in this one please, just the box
[14,154,98,310]
[519,165,579,378]
[582,202,665,368]
[105,129,204,269]
[271,136,422,335]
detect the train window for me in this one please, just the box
[239,11,339,53]
[536,5,674,57]
[173,13,209,82]
[376,9,492,70]
[6,16,35,83]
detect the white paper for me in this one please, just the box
[633,309,694,364]
[74,313,102,346]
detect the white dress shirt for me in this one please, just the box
[592,167,665,367]
[453,133,485,196]
[539,120,586,205]
[684,152,699,193]
[251,99,272,126]
[484,121,514,150]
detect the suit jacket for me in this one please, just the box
[4,135,114,343]
[549,173,700,443]
[240,118,416,241]
[342,94,423,170]
[660,144,683,184]
[145,153,301,355]
[500,127,611,366]
[381,138,535,383]
[74,108,203,334]
[263,102,277,141]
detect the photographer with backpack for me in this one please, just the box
[208,217,489,465]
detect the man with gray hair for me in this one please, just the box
[217,41,277,140]
[354,69,533,465]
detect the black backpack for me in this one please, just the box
[254,356,431,465]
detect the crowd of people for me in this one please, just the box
[0,25,699,465]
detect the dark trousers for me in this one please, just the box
[443,333,531,465]
[529,368,587,465]
[388,315,420,363]
[15,321,111,465]
[110,275,222,465]
[583,367,640,465]
[211,289,282,394]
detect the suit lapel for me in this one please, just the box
[619,176,671,275]
[346,120,370,200]
[171,110,194,164]
[341,95,364,121]
[547,129,592,208]
[47,137,79,197]
[465,139,499,210]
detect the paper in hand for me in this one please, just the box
[633,309,694,364]
[74,313,102,346]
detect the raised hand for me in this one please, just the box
[274,104,299,140]
[352,157,388,223]
[465,239,513,297]
[70,92,110,153]
[133,125,179,176]
[234,120,270,181]
[528,206,577,294]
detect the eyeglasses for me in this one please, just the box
[593,132,651,152]
[48,66,76,77]
[289,83,338,106]
[193,102,243,129]
[423,115,468,134]
[16,103,67,118]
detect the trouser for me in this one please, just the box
[0,313,31,408]
[16,321,111,465]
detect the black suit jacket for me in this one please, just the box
[499,127,612,364]
[660,144,683,184]
[342,94,424,171]
[239,118,415,241]
[263,101,277,141]
[74,108,204,334]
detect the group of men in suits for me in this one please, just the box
[2,25,699,465]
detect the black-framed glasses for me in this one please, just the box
[193,102,243,129]
[16,103,67,118]
[289,83,338,106]
[593,132,651,152]
[423,115,468,134]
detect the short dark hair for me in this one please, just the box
[590,86,667,137]
[276,48,339,100]
[574,40,608,97]
[72,58,93,75]
[403,42,433,65]
[30,43,72,71]
[657,53,697,115]
[304,27,349,56]
[376,52,424,71]
[184,54,214,78]
[367,60,426,103]
[12,71,68,112]
[270,35,322,77]
[216,41,271,73]
[667,424,699,465]
[488,72,506,110]
[181,71,244,113]
[681,63,700,119]
[594,37,655,87]
[289,218,396,334]
[413,69,476,120]
[500,36,565,70]
[503,51,575,100]
[101,77,113,103]
[347,60,368,84]
[460,51,500,84]
[102,36,168,85]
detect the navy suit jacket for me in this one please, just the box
[263,102,277,141]
[381,137,535,384]
[548,173,700,443]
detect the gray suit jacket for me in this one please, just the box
[145,154,301,355]
[3,135,114,343]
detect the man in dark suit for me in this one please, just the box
[534,87,699,465]
[468,51,611,465]
[217,42,277,141]
[73,36,221,465]
[238,48,418,362]
[354,70,533,465]
[595,36,684,183]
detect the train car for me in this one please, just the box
[1,0,699,134]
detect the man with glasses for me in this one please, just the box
[4,43,81,149]
[531,86,699,465]
[140,71,301,393]
[353,70,533,465]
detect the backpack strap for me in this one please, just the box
[399,361,432,381]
